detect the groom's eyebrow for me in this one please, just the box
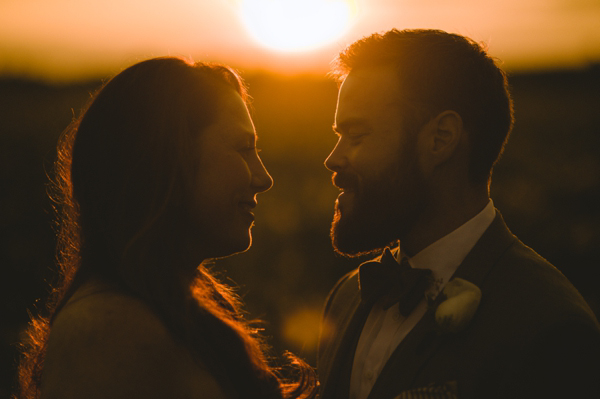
[333,118,371,135]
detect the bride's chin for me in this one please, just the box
[215,235,253,260]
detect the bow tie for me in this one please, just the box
[358,247,433,316]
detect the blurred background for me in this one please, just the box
[1,0,600,397]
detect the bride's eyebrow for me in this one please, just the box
[239,131,258,146]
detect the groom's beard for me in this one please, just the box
[330,153,427,257]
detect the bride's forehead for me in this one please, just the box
[199,105,256,145]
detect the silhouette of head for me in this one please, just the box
[20,59,307,399]
[326,29,513,256]
[70,57,272,279]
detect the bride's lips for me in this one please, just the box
[239,200,257,221]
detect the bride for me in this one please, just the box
[17,57,316,399]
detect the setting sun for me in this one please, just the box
[237,0,356,52]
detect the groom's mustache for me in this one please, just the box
[332,172,359,192]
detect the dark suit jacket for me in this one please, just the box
[318,212,600,399]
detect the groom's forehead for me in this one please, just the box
[336,68,406,126]
[338,68,403,108]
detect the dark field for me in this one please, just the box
[1,66,600,397]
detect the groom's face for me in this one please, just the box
[325,66,428,256]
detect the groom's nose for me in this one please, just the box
[325,138,347,172]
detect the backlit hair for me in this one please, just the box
[17,57,315,399]
[332,29,514,187]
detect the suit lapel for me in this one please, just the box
[320,274,373,399]
[366,211,517,399]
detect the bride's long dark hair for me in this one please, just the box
[16,57,316,399]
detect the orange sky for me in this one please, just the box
[1,0,599,81]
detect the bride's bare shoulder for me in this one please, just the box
[41,280,226,399]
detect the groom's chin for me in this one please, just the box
[331,238,381,258]
[330,213,389,258]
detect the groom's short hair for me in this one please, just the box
[331,29,514,187]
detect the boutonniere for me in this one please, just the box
[433,278,481,333]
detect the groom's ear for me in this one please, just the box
[417,110,464,174]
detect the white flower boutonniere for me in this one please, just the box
[434,278,481,333]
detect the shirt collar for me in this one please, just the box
[395,200,496,292]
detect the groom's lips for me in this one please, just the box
[337,189,356,210]
[332,172,359,210]
[332,173,357,191]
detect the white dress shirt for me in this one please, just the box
[349,201,496,399]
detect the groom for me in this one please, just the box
[318,29,600,399]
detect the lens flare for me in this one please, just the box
[282,306,324,349]
[237,0,356,52]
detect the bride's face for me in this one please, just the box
[190,89,273,259]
